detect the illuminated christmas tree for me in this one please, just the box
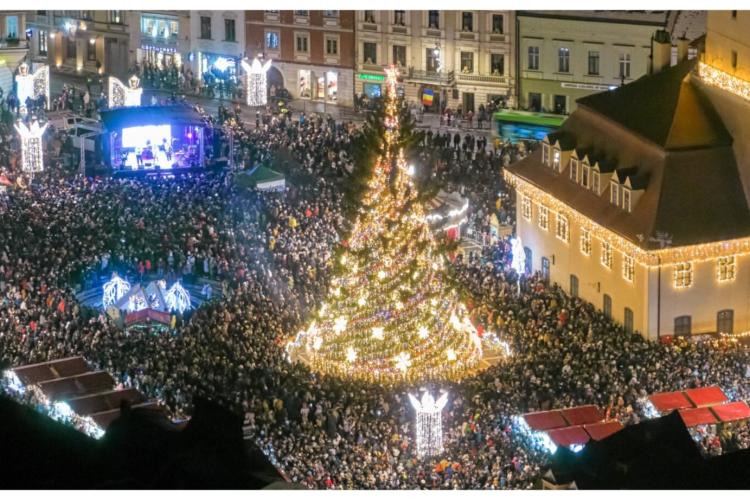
[290,67,482,383]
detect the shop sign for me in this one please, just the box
[358,73,385,82]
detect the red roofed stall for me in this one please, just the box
[711,401,750,423]
[649,391,693,414]
[584,421,624,441]
[678,407,718,427]
[684,387,728,408]
[561,405,603,426]
[547,426,591,447]
[523,410,568,431]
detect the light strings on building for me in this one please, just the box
[14,119,49,175]
[288,65,483,383]
[409,391,448,458]
[107,75,143,108]
[697,61,750,103]
[242,57,273,107]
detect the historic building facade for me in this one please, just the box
[189,11,245,87]
[126,11,191,71]
[506,21,750,340]
[245,10,355,107]
[516,11,667,114]
[354,10,515,112]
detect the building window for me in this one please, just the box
[364,11,375,23]
[732,10,738,19]
[542,143,549,165]
[522,195,532,221]
[394,10,406,26]
[580,229,591,256]
[324,10,339,18]
[491,54,504,75]
[538,205,549,231]
[588,50,600,75]
[717,255,736,282]
[570,274,579,298]
[224,19,236,42]
[582,165,590,188]
[492,14,504,34]
[610,181,619,205]
[295,10,308,17]
[65,36,76,60]
[556,213,569,242]
[592,171,600,193]
[732,50,738,70]
[674,315,691,336]
[428,11,440,29]
[622,188,631,212]
[462,12,474,32]
[624,308,634,334]
[109,11,122,24]
[426,48,439,72]
[619,53,631,78]
[622,255,634,282]
[601,241,612,269]
[5,15,18,39]
[528,46,540,70]
[673,262,693,288]
[392,45,406,66]
[603,294,612,320]
[38,30,48,56]
[569,159,579,182]
[326,37,339,56]
[87,39,96,61]
[558,47,570,73]
[552,149,561,171]
[265,31,280,50]
[363,42,377,64]
[717,309,734,334]
[296,33,309,53]
[460,52,474,73]
[200,16,211,39]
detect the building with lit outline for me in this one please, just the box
[505,14,750,339]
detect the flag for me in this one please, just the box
[422,89,434,106]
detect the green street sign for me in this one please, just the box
[358,73,385,82]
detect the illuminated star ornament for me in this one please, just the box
[15,62,50,114]
[289,65,482,383]
[241,57,273,107]
[15,119,49,176]
[108,75,143,108]
[409,391,449,458]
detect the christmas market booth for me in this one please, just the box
[99,105,212,178]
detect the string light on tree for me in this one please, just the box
[15,119,49,177]
[409,391,449,458]
[242,57,273,107]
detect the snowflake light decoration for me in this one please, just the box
[394,351,412,372]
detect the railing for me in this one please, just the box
[405,68,455,85]
[456,73,507,85]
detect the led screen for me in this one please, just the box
[121,125,172,149]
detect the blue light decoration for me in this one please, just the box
[165,281,192,314]
[102,273,131,309]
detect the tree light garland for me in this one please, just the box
[409,391,448,458]
[242,57,273,107]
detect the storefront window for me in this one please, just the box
[298,70,311,99]
[364,83,381,99]
[201,53,237,82]
[326,71,338,102]
[316,75,325,100]
[142,15,179,39]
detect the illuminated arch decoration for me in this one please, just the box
[102,273,131,309]
[108,75,143,108]
[15,62,50,113]
[241,57,273,107]
[165,281,192,314]
[14,119,49,175]
[409,391,449,458]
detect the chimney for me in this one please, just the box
[676,33,689,63]
[650,29,672,74]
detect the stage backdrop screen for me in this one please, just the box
[121,125,172,149]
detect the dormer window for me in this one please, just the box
[569,159,578,182]
[592,171,600,194]
[542,144,550,166]
[553,148,561,171]
[622,188,631,212]
[610,181,619,205]
[581,165,590,188]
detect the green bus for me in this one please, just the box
[492,110,566,143]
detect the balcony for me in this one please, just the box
[404,68,454,86]
[488,33,508,43]
[458,31,477,41]
[424,28,441,38]
[391,25,408,35]
[456,73,507,86]
[360,22,378,32]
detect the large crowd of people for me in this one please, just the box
[2,98,750,490]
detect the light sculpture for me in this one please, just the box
[409,391,449,458]
[15,62,50,113]
[511,236,526,276]
[242,57,273,107]
[102,273,131,309]
[15,119,49,176]
[108,75,143,108]
[165,281,192,314]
